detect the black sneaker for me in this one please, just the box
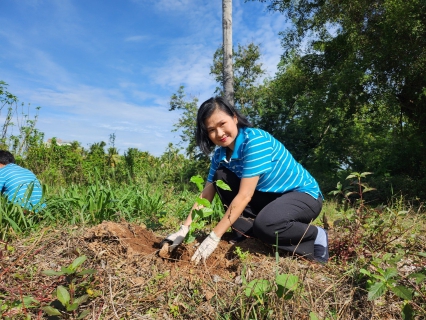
[314,229,329,264]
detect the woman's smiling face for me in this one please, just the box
[205,108,239,150]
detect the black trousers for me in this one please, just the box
[214,167,322,259]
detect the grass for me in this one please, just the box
[0,177,425,319]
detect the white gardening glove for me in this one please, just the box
[191,231,221,265]
[160,225,189,252]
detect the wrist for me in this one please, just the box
[209,231,221,242]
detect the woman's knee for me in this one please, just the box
[252,218,292,243]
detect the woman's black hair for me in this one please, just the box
[196,97,252,155]
[0,150,15,165]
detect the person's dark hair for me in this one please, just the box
[196,97,252,155]
[0,150,15,165]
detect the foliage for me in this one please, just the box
[0,164,425,319]
[0,81,44,154]
[42,255,96,319]
[252,0,426,135]
[358,252,426,318]
[328,172,404,261]
[240,247,300,318]
[329,172,376,222]
[168,43,266,161]
[168,86,200,159]
[185,175,229,243]
[210,42,266,113]
[246,0,426,201]
[0,184,47,240]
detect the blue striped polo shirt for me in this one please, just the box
[207,127,322,199]
[0,163,44,210]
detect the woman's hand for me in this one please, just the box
[160,225,189,252]
[191,231,221,264]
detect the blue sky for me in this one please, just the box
[0,0,287,156]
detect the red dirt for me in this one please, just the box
[83,221,276,278]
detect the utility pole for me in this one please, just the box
[222,0,234,106]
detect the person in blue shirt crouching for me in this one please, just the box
[0,150,45,212]
[161,97,329,264]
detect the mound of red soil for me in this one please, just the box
[83,221,276,276]
[84,221,159,257]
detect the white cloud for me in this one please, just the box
[1,0,288,156]
[30,84,181,155]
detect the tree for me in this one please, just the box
[253,0,426,153]
[0,81,44,155]
[169,86,200,159]
[170,44,266,160]
[210,42,265,117]
[223,0,234,105]
[249,0,426,198]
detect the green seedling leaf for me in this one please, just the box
[22,296,39,307]
[382,253,394,261]
[186,235,196,243]
[67,302,80,312]
[56,285,71,306]
[77,309,91,319]
[408,272,426,284]
[70,255,87,271]
[41,306,62,316]
[190,175,204,192]
[383,268,398,281]
[200,207,213,218]
[345,191,357,197]
[73,294,89,306]
[195,198,211,208]
[360,172,374,178]
[42,270,65,276]
[346,173,359,180]
[417,252,426,258]
[60,266,74,275]
[367,282,386,300]
[276,274,299,298]
[77,269,96,276]
[391,286,413,301]
[402,302,414,320]
[244,279,270,298]
[191,209,201,221]
[216,180,231,191]
[276,274,298,290]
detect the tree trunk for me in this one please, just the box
[222,0,234,106]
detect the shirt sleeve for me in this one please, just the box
[206,149,221,183]
[242,134,274,178]
[0,171,6,193]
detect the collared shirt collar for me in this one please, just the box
[218,127,245,162]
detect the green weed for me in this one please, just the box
[185,175,230,243]
[41,255,96,319]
